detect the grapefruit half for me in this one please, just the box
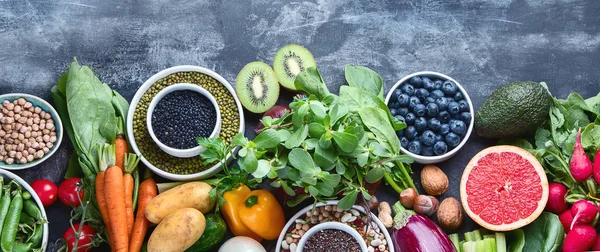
[460,145,548,231]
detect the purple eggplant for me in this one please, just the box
[392,202,456,252]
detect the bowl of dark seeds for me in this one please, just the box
[297,222,368,252]
[146,83,221,158]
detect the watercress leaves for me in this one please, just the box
[344,65,384,99]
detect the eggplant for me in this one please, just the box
[392,202,456,252]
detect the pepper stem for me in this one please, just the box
[245,195,258,207]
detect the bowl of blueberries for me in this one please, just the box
[385,71,474,164]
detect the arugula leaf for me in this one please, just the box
[253,129,281,149]
[294,67,330,100]
[344,65,384,100]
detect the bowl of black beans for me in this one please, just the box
[146,83,221,158]
[385,71,474,164]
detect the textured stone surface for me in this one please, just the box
[1,0,600,251]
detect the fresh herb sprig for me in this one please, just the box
[200,65,415,210]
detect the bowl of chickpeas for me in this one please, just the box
[0,94,63,170]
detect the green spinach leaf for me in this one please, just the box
[358,107,401,153]
[294,67,330,100]
[507,229,525,252]
[521,212,564,252]
[344,65,384,100]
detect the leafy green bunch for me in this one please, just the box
[200,65,415,210]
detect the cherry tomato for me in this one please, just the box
[63,223,96,252]
[58,178,84,207]
[30,179,58,206]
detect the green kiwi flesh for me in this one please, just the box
[273,44,316,90]
[236,61,280,113]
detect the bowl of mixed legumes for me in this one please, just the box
[0,93,63,170]
[127,66,244,181]
[276,200,394,252]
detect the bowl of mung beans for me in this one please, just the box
[127,66,244,181]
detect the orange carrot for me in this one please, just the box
[95,171,113,249]
[104,165,128,252]
[129,178,157,252]
[124,172,134,239]
[114,134,127,171]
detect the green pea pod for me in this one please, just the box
[0,186,12,238]
[21,191,31,200]
[23,199,42,221]
[12,241,32,252]
[19,212,34,227]
[29,223,43,247]
[1,188,23,252]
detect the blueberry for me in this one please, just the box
[448,101,460,115]
[434,79,443,89]
[389,102,399,109]
[439,123,450,135]
[442,80,458,95]
[414,104,427,117]
[423,78,436,91]
[438,111,451,123]
[408,96,421,110]
[404,126,418,140]
[433,141,448,155]
[416,88,429,100]
[454,92,464,101]
[426,103,439,117]
[410,76,423,87]
[458,100,469,112]
[400,137,410,149]
[435,133,444,142]
[460,112,472,123]
[425,97,436,104]
[397,93,410,107]
[391,89,402,102]
[394,115,406,123]
[405,113,416,125]
[445,132,461,147]
[401,83,415,96]
[430,90,445,100]
[421,146,434,156]
[436,97,449,111]
[390,108,398,116]
[415,117,428,132]
[420,130,436,147]
[428,118,441,131]
[396,129,404,138]
[450,119,467,135]
[398,107,409,117]
[407,140,422,154]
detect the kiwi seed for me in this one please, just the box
[235,61,280,113]
[273,44,317,90]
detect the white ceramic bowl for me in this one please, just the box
[275,200,394,252]
[385,71,474,164]
[127,65,245,181]
[297,222,368,252]
[0,169,49,251]
[146,83,222,158]
[0,93,64,170]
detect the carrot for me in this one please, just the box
[129,177,157,252]
[100,143,129,252]
[97,144,115,249]
[123,154,140,240]
[114,117,128,171]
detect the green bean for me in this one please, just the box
[12,241,32,252]
[23,199,42,221]
[21,191,31,200]
[0,186,11,238]
[1,188,23,252]
[29,223,43,247]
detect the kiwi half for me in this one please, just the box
[236,61,280,113]
[273,44,317,90]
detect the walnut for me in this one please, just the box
[420,165,448,196]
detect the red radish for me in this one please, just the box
[559,210,574,233]
[546,182,568,214]
[570,128,593,182]
[563,224,597,252]
[570,200,597,230]
[592,234,600,251]
[255,105,291,134]
[594,148,600,184]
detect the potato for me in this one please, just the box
[145,182,213,224]
[148,208,206,252]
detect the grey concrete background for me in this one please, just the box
[1,0,600,251]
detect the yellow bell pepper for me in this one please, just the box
[221,185,263,242]
[238,189,285,240]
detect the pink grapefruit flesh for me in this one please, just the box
[460,145,549,231]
